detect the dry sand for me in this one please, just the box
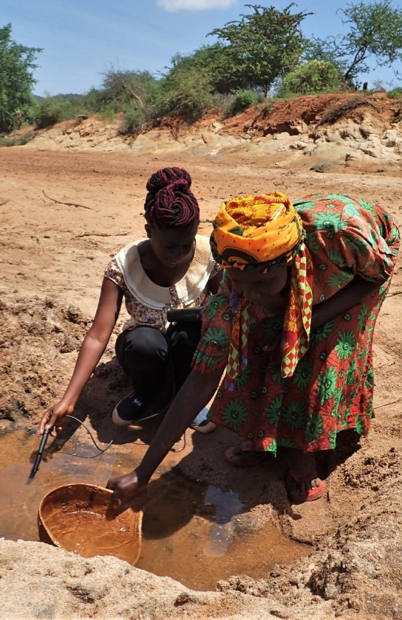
[1,99,402,619]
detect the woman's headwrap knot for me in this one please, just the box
[210,192,304,271]
[210,192,314,379]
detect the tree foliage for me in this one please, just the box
[92,69,160,114]
[85,68,163,133]
[34,96,77,129]
[276,60,343,97]
[6,2,402,134]
[222,89,262,118]
[0,23,42,132]
[208,3,311,95]
[160,53,216,121]
[309,1,402,84]
[165,44,233,95]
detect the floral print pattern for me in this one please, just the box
[194,195,400,454]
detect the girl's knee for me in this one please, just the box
[123,327,168,360]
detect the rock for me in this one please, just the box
[289,141,309,150]
[0,419,13,432]
[211,121,224,132]
[310,161,334,173]
[382,128,402,148]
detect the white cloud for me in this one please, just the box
[157,0,237,12]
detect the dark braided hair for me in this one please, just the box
[144,167,200,229]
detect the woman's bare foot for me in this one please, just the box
[285,451,325,503]
[224,441,270,468]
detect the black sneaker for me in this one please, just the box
[112,393,147,426]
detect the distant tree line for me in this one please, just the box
[1,1,402,136]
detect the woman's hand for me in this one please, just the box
[39,401,74,437]
[107,471,148,509]
[263,334,283,366]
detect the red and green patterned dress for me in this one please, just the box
[193,195,400,454]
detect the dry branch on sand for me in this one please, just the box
[316,96,380,127]
[75,231,129,238]
[42,190,92,210]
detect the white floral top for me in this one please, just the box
[104,235,220,333]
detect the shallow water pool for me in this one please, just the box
[0,430,309,591]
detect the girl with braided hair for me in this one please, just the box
[39,167,221,435]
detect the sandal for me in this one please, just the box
[285,468,325,503]
[224,441,268,468]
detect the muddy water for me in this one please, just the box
[0,430,309,591]
[39,483,143,565]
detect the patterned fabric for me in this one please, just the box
[226,299,250,379]
[281,247,314,377]
[104,235,221,333]
[211,192,312,378]
[193,194,400,455]
[210,192,304,270]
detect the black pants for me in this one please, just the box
[115,322,202,406]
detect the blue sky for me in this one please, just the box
[2,0,402,96]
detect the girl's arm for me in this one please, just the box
[39,278,123,435]
[311,276,381,332]
[107,366,223,507]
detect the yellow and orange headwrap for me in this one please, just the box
[210,192,304,271]
[210,192,314,379]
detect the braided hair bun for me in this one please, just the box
[144,167,200,228]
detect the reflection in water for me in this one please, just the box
[203,487,243,557]
[0,430,309,591]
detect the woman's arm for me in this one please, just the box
[39,278,123,435]
[107,366,223,506]
[311,276,381,332]
[208,268,223,294]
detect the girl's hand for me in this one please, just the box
[39,401,74,437]
[107,471,148,509]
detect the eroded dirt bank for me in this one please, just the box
[1,116,402,620]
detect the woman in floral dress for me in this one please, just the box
[107,191,399,505]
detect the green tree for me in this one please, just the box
[0,23,42,132]
[208,4,311,95]
[309,1,402,85]
[166,43,233,95]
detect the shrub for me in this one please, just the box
[0,131,34,147]
[276,60,343,97]
[222,89,262,118]
[0,136,17,146]
[34,97,75,128]
[18,130,34,144]
[119,106,146,134]
[388,87,402,99]
[161,61,215,122]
